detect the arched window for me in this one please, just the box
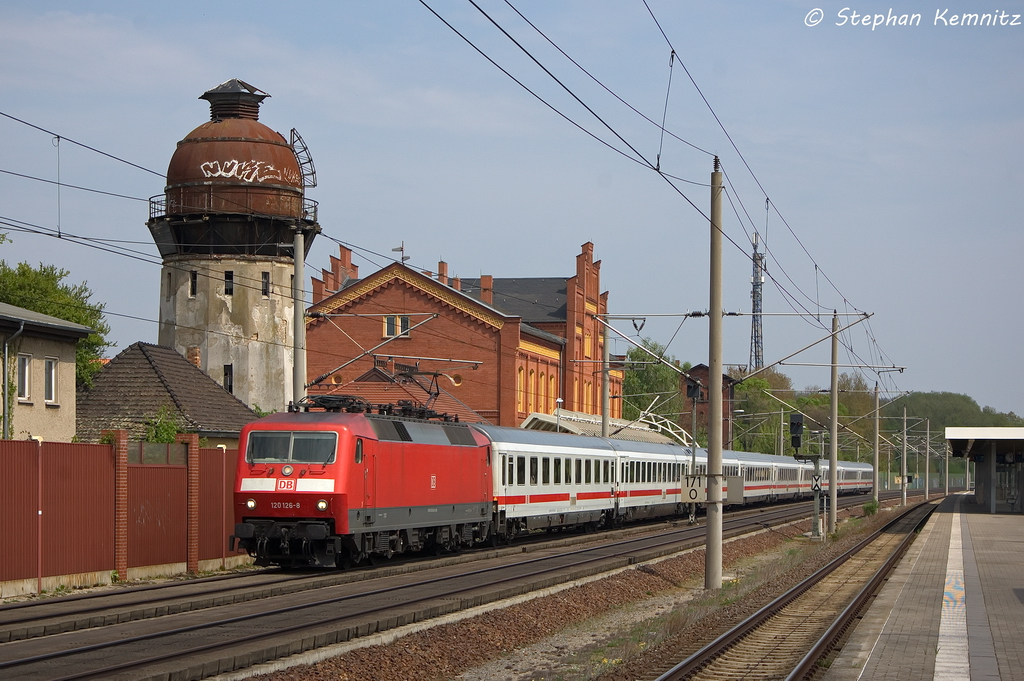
[528,369,535,413]
[550,375,557,412]
[517,367,524,412]
[540,372,547,413]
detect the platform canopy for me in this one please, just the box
[946,427,1024,462]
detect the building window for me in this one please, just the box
[224,271,234,296]
[527,369,535,413]
[223,364,233,394]
[517,367,524,412]
[17,354,30,400]
[261,271,270,297]
[44,358,57,403]
[383,315,410,338]
[189,270,198,297]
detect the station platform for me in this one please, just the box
[826,492,1024,681]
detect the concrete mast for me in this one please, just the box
[706,157,724,589]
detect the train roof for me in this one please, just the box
[470,424,618,452]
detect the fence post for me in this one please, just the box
[103,430,129,583]
[178,433,200,574]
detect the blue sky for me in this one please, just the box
[1,1,1021,415]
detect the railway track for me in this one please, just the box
[0,491,912,681]
[654,498,935,681]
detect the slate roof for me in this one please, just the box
[76,342,257,442]
[460,277,567,325]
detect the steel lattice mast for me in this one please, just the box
[749,233,764,370]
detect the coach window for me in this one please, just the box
[508,457,515,486]
[575,459,582,485]
[553,457,561,484]
[354,439,363,463]
[542,457,550,485]
[530,457,538,485]
[565,458,572,485]
[585,460,592,484]
[602,460,608,484]
[501,455,506,485]
[517,456,526,485]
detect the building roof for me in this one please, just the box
[461,277,568,324]
[76,342,257,442]
[946,427,1024,460]
[0,301,93,340]
[520,409,677,445]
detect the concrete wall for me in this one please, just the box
[158,255,295,412]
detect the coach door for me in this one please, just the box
[361,439,376,526]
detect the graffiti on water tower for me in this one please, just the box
[200,159,301,186]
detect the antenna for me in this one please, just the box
[749,232,764,371]
[392,241,410,263]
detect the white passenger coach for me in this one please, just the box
[472,425,872,536]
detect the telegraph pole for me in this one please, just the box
[828,312,839,533]
[873,382,880,504]
[706,156,724,590]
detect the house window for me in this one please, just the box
[261,271,270,297]
[224,271,234,296]
[44,358,57,403]
[383,315,410,338]
[189,270,198,297]
[17,354,30,400]
[223,364,233,394]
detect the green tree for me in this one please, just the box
[729,366,795,455]
[621,338,685,424]
[0,261,113,387]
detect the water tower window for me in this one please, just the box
[261,271,270,297]
[189,271,198,297]
[224,271,234,296]
[223,364,233,394]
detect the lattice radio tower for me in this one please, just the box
[749,233,764,371]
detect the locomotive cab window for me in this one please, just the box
[247,431,338,464]
[355,438,363,464]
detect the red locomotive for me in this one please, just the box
[230,397,493,567]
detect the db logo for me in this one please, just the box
[277,479,295,491]
[430,475,437,489]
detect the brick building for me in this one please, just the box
[305,243,622,427]
[680,363,737,448]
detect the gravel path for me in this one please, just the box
[249,500,900,681]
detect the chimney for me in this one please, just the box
[186,346,202,368]
[452,276,461,291]
[200,79,268,121]
[480,275,493,305]
[422,270,433,278]
[437,261,448,285]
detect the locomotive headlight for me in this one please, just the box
[282,465,293,476]
[316,499,329,512]
[246,498,257,510]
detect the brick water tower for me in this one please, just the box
[147,79,320,411]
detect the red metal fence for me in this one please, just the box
[0,433,242,592]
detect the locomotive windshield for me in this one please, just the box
[246,431,337,464]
